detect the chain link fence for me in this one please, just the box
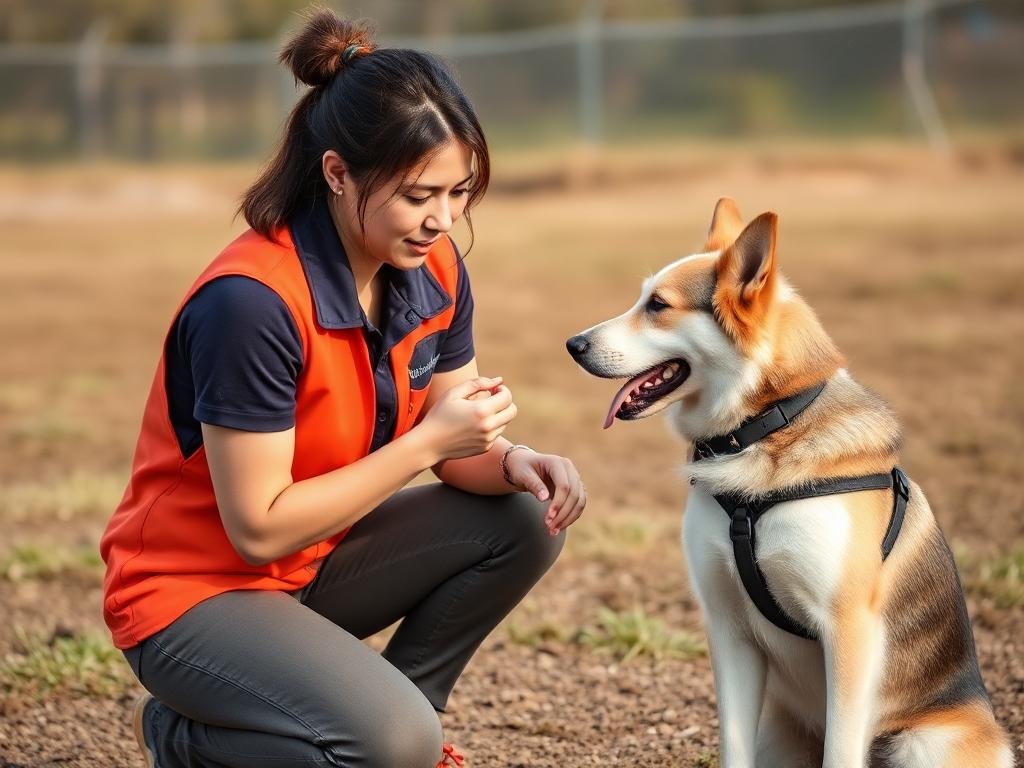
[0,0,1020,160]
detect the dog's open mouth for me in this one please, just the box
[603,359,691,429]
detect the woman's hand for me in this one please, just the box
[417,376,517,463]
[505,450,586,536]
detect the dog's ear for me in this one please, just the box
[718,212,778,305]
[705,197,745,252]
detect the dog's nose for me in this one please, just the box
[566,334,590,359]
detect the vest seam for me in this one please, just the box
[114,459,189,647]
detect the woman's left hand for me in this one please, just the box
[505,450,586,536]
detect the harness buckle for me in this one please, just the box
[729,508,752,540]
[892,468,910,500]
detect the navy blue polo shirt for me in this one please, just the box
[165,200,475,458]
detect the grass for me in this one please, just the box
[0,471,124,522]
[1,544,103,583]
[693,752,720,768]
[507,619,574,647]
[509,605,705,663]
[577,606,706,664]
[0,627,135,702]
[565,514,662,561]
[7,412,87,445]
[960,546,1024,609]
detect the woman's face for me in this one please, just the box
[332,140,474,272]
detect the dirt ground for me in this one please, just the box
[1,142,1022,766]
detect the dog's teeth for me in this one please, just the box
[663,368,674,380]
[625,395,633,404]
[653,377,663,386]
[642,382,654,389]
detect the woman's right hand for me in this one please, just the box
[417,376,517,462]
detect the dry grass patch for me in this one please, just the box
[1,544,103,583]
[0,471,124,522]
[0,627,134,706]
[565,513,670,561]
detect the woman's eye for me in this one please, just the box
[404,195,430,206]
[451,188,469,198]
[646,296,669,313]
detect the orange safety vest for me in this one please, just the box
[100,224,461,649]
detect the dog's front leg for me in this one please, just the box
[821,609,884,768]
[706,617,767,768]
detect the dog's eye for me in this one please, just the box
[646,295,670,313]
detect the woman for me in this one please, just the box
[100,10,585,768]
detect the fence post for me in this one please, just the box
[172,22,206,153]
[903,0,952,156]
[577,0,605,144]
[76,20,109,160]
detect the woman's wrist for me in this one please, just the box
[401,423,444,471]
[499,443,533,487]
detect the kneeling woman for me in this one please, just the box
[100,11,585,768]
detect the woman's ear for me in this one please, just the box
[322,151,349,196]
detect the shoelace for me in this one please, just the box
[436,743,465,767]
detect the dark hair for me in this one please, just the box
[240,9,490,243]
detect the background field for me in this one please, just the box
[0,141,1022,766]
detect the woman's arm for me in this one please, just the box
[204,423,437,566]
[204,374,514,566]
[428,360,587,535]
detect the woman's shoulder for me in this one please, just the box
[182,276,297,335]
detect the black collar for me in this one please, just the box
[693,382,826,461]
[289,197,453,331]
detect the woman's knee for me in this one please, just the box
[492,491,566,571]
[350,695,442,768]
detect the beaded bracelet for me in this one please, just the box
[499,444,532,486]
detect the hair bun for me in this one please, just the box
[279,9,376,87]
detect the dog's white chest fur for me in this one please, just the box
[683,481,852,730]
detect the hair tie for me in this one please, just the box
[342,44,367,64]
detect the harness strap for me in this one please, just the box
[693,382,826,460]
[713,467,910,641]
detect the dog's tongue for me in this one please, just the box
[603,369,654,429]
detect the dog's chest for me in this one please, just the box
[682,484,852,643]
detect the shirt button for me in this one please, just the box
[377,411,387,422]
[405,311,417,324]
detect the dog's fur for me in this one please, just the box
[567,199,1012,768]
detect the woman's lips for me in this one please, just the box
[405,238,437,256]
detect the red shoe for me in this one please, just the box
[436,742,465,767]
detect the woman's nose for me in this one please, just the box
[425,199,453,233]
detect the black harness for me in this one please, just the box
[691,383,910,641]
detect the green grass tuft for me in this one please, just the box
[1,627,135,700]
[961,546,1024,609]
[577,606,706,663]
[1,544,103,582]
[508,620,573,647]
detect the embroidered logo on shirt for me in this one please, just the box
[410,353,441,381]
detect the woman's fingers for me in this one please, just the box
[550,461,585,531]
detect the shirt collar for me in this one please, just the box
[289,197,453,331]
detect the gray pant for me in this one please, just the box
[123,484,564,768]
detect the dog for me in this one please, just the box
[566,199,1012,768]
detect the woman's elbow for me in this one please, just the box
[224,519,279,567]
